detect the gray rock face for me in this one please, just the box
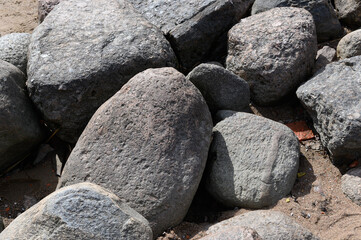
[0,183,153,240]
[337,29,361,59]
[186,63,250,113]
[27,0,177,143]
[252,0,343,42]
[131,0,254,71]
[314,46,336,74]
[206,112,299,208]
[200,227,262,240]
[0,60,44,173]
[226,7,317,105]
[342,167,361,206]
[205,210,319,240]
[38,0,64,22]
[0,33,31,74]
[57,68,213,236]
[335,0,361,28]
[296,56,361,165]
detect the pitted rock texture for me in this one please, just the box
[186,63,250,113]
[335,0,361,28]
[57,68,213,236]
[226,7,317,105]
[0,33,30,74]
[337,29,361,59]
[0,60,44,173]
[206,112,299,208]
[297,56,361,165]
[38,0,64,23]
[0,183,153,240]
[341,167,361,206]
[27,0,177,143]
[131,0,254,71]
[200,227,262,240]
[252,0,343,42]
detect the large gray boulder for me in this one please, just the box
[342,167,361,206]
[226,7,317,105]
[186,63,250,113]
[0,183,153,239]
[205,210,319,240]
[0,33,31,74]
[335,0,361,28]
[130,0,254,71]
[0,60,44,173]
[206,112,299,208]
[251,0,343,42]
[337,29,361,59]
[27,0,177,143]
[38,0,64,23]
[57,68,213,236]
[296,56,361,165]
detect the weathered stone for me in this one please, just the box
[335,0,361,28]
[341,167,361,206]
[296,56,361,165]
[0,183,153,239]
[27,0,177,143]
[252,0,344,42]
[0,33,31,74]
[0,60,44,173]
[38,0,64,23]
[205,210,319,240]
[57,68,213,236]
[200,226,262,240]
[337,29,361,59]
[131,0,254,71]
[314,46,336,73]
[206,112,299,208]
[226,7,317,105]
[186,63,250,113]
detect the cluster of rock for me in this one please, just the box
[0,0,360,238]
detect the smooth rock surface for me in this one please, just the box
[200,226,262,240]
[38,0,64,22]
[342,167,361,206]
[335,0,361,28]
[314,46,336,73]
[226,7,317,105]
[252,0,343,42]
[0,33,30,74]
[57,68,213,236]
[27,0,177,143]
[0,183,153,240]
[296,56,361,164]
[0,60,44,173]
[337,29,361,59]
[206,112,299,208]
[186,63,250,113]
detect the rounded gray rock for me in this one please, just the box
[226,7,317,105]
[0,182,153,240]
[186,63,250,113]
[57,67,213,237]
[313,46,336,74]
[27,0,177,143]
[341,167,361,206]
[335,0,361,28]
[337,29,361,59]
[200,226,262,240]
[0,33,31,74]
[206,112,299,208]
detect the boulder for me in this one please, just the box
[27,0,177,143]
[313,46,336,74]
[0,60,44,173]
[200,226,262,240]
[186,63,250,113]
[130,0,255,71]
[57,68,213,236]
[38,0,64,23]
[205,112,299,208]
[205,210,319,240]
[251,0,344,42]
[0,33,31,74]
[337,29,361,59]
[335,0,361,28]
[0,183,153,239]
[341,167,361,206]
[296,56,361,165]
[226,7,317,105]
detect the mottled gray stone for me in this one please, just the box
[335,0,361,28]
[205,210,319,240]
[0,33,30,74]
[27,0,177,143]
[342,167,361,206]
[0,183,153,240]
[252,0,344,42]
[226,7,317,105]
[131,0,254,71]
[206,112,299,208]
[186,63,250,113]
[337,29,361,59]
[314,46,336,74]
[57,68,213,237]
[0,60,44,173]
[200,226,262,240]
[296,56,361,165]
[38,0,64,23]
